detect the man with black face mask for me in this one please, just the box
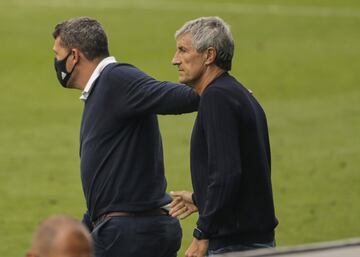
[52,17,199,257]
[54,52,77,87]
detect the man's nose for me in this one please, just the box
[171,54,180,65]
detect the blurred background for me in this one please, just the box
[0,0,359,256]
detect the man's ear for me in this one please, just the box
[71,48,81,63]
[204,47,217,65]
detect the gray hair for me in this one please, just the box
[175,16,234,71]
[53,17,109,60]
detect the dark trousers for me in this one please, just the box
[91,215,182,257]
[207,240,275,256]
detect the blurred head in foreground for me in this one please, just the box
[26,215,92,257]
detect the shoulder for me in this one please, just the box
[105,63,150,80]
[206,73,251,99]
[199,86,232,113]
[200,74,251,111]
[201,79,235,105]
[100,63,154,92]
[202,86,227,100]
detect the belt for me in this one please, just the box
[92,209,168,228]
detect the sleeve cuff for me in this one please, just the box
[192,193,197,207]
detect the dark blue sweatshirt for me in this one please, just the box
[190,72,278,249]
[80,63,199,222]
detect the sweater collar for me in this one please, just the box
[80,56,117,101]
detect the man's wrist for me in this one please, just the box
[193,227,209,240]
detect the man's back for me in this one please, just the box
[80,62,198,221]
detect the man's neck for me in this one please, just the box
[73,57,105,91]
[194,67,225,96]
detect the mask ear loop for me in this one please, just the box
[59,51,72,62]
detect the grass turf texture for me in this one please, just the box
[0,0,360,255]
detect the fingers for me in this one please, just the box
[170,203,197,219]
[178,209,193,220]
[169,200,187,217]
[169,191,197,219]
[185,246,195,257]
[170,191,194,203]
[185,239,207,257]
[169,196,198,218]
[179,205,198,219]
[170,191,185,198]
[169,196,182,208]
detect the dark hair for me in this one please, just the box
[53,17,109,60]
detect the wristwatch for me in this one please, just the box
[193,227,209,240]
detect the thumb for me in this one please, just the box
[170,191,182,197]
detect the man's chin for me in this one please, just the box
[66,78,78,89]
[178,78,192,87]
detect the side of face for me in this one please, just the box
[172,33,208,86]
[53,37,79,88]
[48,230,92,257]
[53,37,65,60]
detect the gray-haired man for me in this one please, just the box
[52,17,199,257]
[169,17,278,257]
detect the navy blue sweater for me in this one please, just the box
[80,63,199,221]
[190,73,278,249]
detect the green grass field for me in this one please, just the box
[0,0,360,256]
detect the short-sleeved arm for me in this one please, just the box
[106,64,199,117]
[196,88,242,235]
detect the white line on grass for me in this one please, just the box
[5,0,360,18]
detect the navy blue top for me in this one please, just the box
[80,63,199,221]
[190,72,278,248]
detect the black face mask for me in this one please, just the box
[54,52,77,88]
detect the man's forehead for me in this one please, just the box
[176,33,193,46]
[54,37,62,47]
[53,37,67,53]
